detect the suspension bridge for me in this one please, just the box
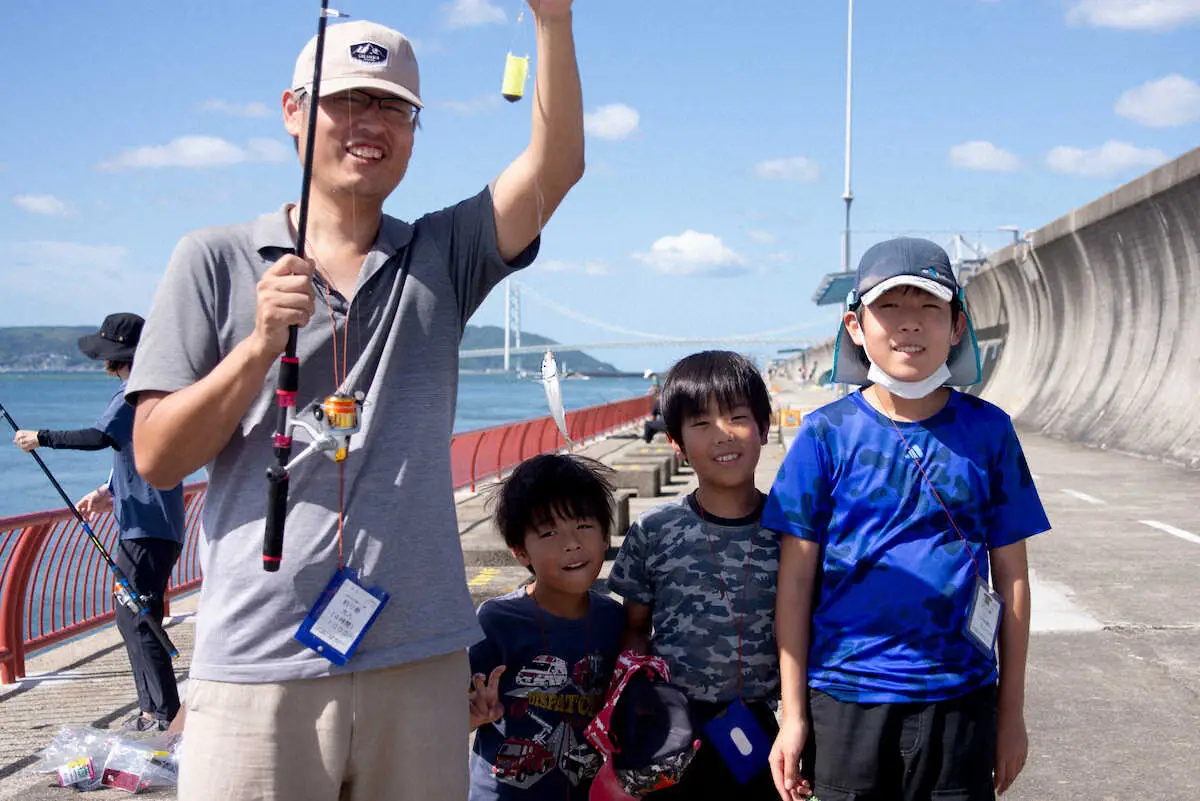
[462,280,831,365]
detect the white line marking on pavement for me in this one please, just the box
[1139,520,1200,546]
[1028,567,1103,633]
[1060,489,1105,505]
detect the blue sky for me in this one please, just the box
[2,0,1197,372]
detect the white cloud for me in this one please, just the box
[98,136,291,171]
[747,229,777,244]
[634,231,749,277]
[584,104,640,141]
[439,95,504,115]
[1066,0,1200,30]
[13,194,70,216]
[443,0,506,28]
[539,258,612,276]
[948,140,1022,172]
[753,156,820,182]
[1115,74,1200,127]
[1045,140,1168,178]
[199,99,274,118]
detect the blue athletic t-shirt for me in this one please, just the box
[762,389,1050,703]
[94,383,185,544]
[469,588,625,801]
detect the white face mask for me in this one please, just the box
[866,358,952,400]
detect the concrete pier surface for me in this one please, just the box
[2,381,1198,799]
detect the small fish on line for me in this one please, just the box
[541,350,573,447]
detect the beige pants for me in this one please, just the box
[178,651,469,801]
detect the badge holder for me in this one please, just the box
[296,566,390,666]
[965,576,1003,656]
[703,700,771,784]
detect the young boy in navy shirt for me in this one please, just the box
[766,238,1050,801]
[468,454,625,801]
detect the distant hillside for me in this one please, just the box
[0,327,100,371]
[0,325,619,374]
[460,325,618,373]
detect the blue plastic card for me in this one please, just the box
[295,566,389,666]
[703,700,771,784]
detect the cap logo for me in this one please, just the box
[921,267,940,278]
[349,41,388,66]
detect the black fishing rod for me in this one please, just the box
[265,0,333,572]
[0,400,179,660]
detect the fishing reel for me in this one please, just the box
[266,391,365,481]
[113,578,151,616]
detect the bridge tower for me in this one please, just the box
[503,278,522,372]
[949,234,989,285]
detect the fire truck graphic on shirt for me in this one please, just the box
[491,652,607,790]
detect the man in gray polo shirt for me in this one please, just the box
[127,4,583,799]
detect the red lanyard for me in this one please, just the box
[881,403,983,582]
[694,494,752,701]
[531,589,593,669]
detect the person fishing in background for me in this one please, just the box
[12,312,185,733]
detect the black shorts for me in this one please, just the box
[802,684,998,801]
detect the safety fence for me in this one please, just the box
[450,394,654,490]
[0,394,653,683]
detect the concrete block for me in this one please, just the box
[611,489,634,536]
[611,455,673,487]
[624,445,681,472]
[611,463,661,497]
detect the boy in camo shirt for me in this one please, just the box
[608,350,783,800]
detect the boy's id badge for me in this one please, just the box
[965,576,1003,656]
[703,700,771,784]
[295,566,389,666]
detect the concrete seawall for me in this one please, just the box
[966,146,1200,468]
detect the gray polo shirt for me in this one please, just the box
[127,188,537,683]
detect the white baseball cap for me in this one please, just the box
[292,20,422,108]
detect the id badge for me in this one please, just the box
[295,566,389,666]
[702,700,771,784]
[965,576,1003,656]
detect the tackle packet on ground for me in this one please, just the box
[100,733,181,793]
[35,725,116,790]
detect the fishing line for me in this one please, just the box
[0,399,179,660]
[501,3,531,102]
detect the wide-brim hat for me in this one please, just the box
[831,237,982,386]
[78,312,143,362]
[292,20,423,108]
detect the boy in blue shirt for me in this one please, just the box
[609,350,782,800]
[765,238,1050,801]
[468,454,626,801]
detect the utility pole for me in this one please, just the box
[841,0,855,277]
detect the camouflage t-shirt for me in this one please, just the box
[608,493,780,704]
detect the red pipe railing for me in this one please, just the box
[0,394,653,683]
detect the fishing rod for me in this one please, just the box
[0,400,179,660]
[265,0,341,573]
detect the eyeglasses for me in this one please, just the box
[315,90,420,126]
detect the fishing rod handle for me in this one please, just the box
[264,467,289,572]
[146,615,180,660]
